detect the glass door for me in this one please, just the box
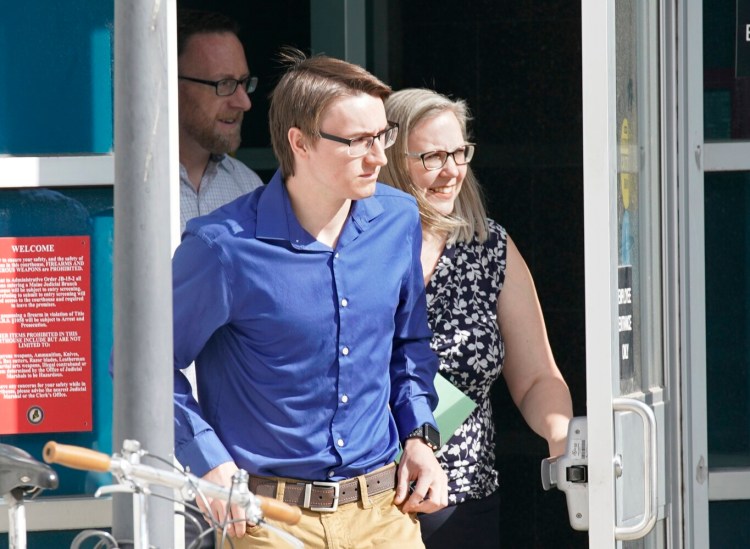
[683,0,750,546]
[582,0,671,546]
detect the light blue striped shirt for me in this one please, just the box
[179,154,263,233]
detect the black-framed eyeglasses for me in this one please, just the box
[405,144,476,171]
[178,75,258,96]
[318,122,399,157]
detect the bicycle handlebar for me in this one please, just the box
[43,441,302,526]
[43,440,112,473]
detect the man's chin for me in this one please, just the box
[206,137,240,157]
[355,181,377,199]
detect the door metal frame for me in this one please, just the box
[676,1,709,546]
[661,0,684,546]
[581,0,619,544]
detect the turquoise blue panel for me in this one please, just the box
[0,2,114,154]
[0,188,114,497]
[0,528,112,549]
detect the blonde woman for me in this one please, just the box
[381,88,573,548]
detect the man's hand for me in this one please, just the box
[197,461,248,538]
[393,438,448,514]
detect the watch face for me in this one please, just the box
[406,424,441,450]
[424,424,441,449]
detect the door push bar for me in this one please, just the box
[541,398,657,540]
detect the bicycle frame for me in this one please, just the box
[43,439,302,549]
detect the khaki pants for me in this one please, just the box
[220,486,424,549]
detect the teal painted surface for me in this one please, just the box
[0,188,114,497]
[0,2,114,154]
[0,528,108,549]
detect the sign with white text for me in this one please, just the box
[0,236,92,434]
[618,265,634,379]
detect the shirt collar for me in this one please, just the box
[256,169,385,250]
[211,153,234,174]
[178,154,231,180]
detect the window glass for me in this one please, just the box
[705,172,750,467]
[703,0,750,139]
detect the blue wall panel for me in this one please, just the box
[0,2,114,154]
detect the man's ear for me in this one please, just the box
[288,127,310,158]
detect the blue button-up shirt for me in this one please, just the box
[173,170,439,481]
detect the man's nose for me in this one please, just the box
[228,86,252,111]
[366,138,388,166]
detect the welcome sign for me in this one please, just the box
[0,236,93,434]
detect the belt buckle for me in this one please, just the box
[304,480,340,512]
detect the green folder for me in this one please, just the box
[397,373,477,459]
[432,373,477,442]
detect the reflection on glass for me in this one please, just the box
[703,0,750,139]
[705,172,750,467]
[615,0,663,394]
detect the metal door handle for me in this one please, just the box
[612,397,657,540]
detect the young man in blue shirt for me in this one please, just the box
[172,49,447,547]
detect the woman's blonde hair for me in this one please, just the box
[381,88,488,244]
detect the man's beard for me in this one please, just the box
[183,109,243,155]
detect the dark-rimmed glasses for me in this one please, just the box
[318,122,399,157]
[406,144,476,171]
[178,75,258,96]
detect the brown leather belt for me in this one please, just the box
[248,464,396,513]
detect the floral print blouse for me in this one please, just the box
[426,219,507,504]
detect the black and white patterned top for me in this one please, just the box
[426,219,507,504]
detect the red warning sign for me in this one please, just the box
[0,236,92,434]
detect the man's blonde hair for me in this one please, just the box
[269,48,392,179]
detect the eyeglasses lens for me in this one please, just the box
[216,76,258,97]
[348,124,398,157]
[216,80,237,96]
[382,125,398,149]
[245,76,258,94]
[423,145,475,170]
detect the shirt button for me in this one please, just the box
[342,347,350,356]
[334,252,340,259]
[341,395,349,403]
[341,298,348,307]
[328,470,335,478]
[337,438,345,447]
